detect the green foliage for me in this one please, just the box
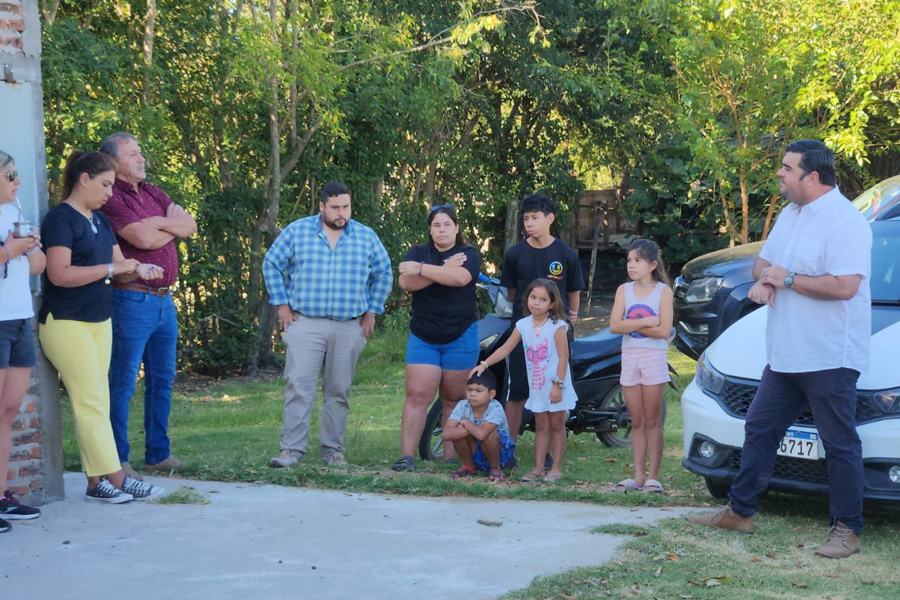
[177,188,267,375]
[40,0,900,371]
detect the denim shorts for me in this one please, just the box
[473,429,517,471]
[0,318,36,369]
[406,321,479,370]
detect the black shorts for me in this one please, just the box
[506,323,574,402]
[0,318,36,369]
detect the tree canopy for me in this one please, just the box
[40,0,900,372]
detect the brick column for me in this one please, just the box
[2,0,64,504]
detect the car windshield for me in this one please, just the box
[870,219,900,302]
[853,176,900,221]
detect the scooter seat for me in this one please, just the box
[570,328,622,364]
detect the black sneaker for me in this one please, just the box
[544,454,554,470]
[121,476,164,500]
[0,491,41,520]
[0,517,10,533]
[390,455,415,471]
[85,479,133,504]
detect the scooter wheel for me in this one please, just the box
[595,384,632,448]
[418,398,444,460]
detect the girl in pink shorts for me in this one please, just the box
[609,239,673,493]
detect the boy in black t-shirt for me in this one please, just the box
[500,193,584,443]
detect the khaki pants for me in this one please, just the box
[280,315,367,459]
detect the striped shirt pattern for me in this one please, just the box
[263,215,393,320]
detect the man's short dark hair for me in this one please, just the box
[520,193,555,216]
[320,181,351,203]
[785,139,836,187]
[467,369,497,392]
[99,132,137,159]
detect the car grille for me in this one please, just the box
[716,380,884,426]
[730,449,830,485]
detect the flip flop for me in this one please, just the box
[643,479,665,493]
[489,468,506,482]
[520,470,543,482]
[449,465,476,479]
[613,478,643,492]
[543,472,562,483]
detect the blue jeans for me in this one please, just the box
[108,290,178,465]
[728,366,863,534]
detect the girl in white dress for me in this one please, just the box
[471,278,576,482]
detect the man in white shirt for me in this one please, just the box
[687,140,871,559]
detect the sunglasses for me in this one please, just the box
[430,203,454,212]
[4,170,17,183]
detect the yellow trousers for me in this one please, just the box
[39,314,120,477]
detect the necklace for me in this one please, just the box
[65,201,98,234]
[533,314,549,337]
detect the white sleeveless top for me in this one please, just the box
[621,281,667,350]
[0,203,34,321]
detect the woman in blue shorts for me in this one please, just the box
[0,149,46,530]
[391,205,481,470]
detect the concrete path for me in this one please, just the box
[3,473,688,599]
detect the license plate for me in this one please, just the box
[777,428,819,460]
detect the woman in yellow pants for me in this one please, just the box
[39,151,165,503]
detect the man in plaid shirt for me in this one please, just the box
[264,182,392,467]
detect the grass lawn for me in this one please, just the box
[59,327,900,599]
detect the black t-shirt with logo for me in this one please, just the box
[406,243,481,344]
[39,203,117,324]
[500,237,584,317]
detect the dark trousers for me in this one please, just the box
[728,366,864,534]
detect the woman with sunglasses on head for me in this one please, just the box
[39,151,165,503]
[0,150,46,531]
[391,205,481,471]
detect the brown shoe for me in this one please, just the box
[120,462,143,481]
[685,502,754,533]
[815,521,860,558]
[144,455,182,472]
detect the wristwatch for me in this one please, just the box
[551,376,565,388]
[784,272,796,289]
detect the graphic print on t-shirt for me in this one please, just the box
[626,303,657,339]
[548,260,563,278]
[525,337,549,390]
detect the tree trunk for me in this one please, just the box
[739,166,749,245]
[762,193,778,240]
[142,0,157,106]
[504,195,520,251]
[41,0,62,24]
[248,0,284,374]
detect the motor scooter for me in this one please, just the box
[417,275,676,460]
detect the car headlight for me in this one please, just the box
[872,388,900,413]
[684,276,723,303]
[695,353,725,395]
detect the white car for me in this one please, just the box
[682,215,900,502]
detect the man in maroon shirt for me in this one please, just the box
[99,133,197,480]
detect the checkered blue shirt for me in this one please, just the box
[263,215,393,319]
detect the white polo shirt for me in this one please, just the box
[759,186,871,373]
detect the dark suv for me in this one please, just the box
[673,174,900,360]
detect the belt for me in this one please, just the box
[112,281,171,297]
